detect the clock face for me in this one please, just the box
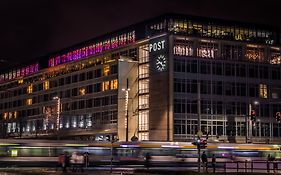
[156,55,166,71]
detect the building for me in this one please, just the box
[0,13,281,143]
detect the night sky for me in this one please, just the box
[1,0,281,70]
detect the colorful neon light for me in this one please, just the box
[48,31,136,67]
[0,63,39,83]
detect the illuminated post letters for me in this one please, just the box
[149,40,166,52]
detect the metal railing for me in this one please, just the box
[205,160,281,174]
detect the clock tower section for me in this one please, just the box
[148,34,173,141]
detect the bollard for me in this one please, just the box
[237,161,239,172]
[224,162,226,175]
[245,160,247,172]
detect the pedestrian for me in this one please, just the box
[211,154,216,173]
[83,152,89,168]
[64,152,70,172]
[145,152,151,170]
[58,153,65,172]
[201,151,208,172]
[273,159,278,173]
[267,154,271,173]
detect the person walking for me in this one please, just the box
[83,152,89,168]
[201,151,208,172]
[273,158,278,173]
[267,154,271,173]
[211,154,216,173]
[145,152,151,170]
[64,152,70,172]
[58,153,65,172]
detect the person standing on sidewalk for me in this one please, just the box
[201,151,208,172]
[211,154,216,173]
[267,154,271,173]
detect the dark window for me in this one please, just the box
[94,98,101,107]
[72,74,78,83]
[94,83,101,92]
[79,73,86,81]
[72,88,78,96]
[59,78,64,86]
[87,71,93,80]
[110,64,118,74]
[86,99,93,108]
[87,85,93,93]
[66,76,71,84]
[94,69,101,78]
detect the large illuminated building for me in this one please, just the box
[1,14,281,143]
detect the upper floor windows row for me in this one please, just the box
[174,40,281,64]
[174,59,281,80]
[168,18,276,45]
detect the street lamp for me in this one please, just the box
[53,96,61,131]
[122,85,130,142]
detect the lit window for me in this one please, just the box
[43,81,49,90]
[79,88,86,95]
[111,79,118,90]
[26,98,32,105]
[102,81,110,91]
[259,84,267,98]
[18,79,23,84]
[139,132,149,141]
[245,46,265,62]
[103,65,110,76]
[139,110,149,131]
[4,112,7,120]
[27,84,33,94]
[9,112,13,119]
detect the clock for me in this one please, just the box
[155,55,166,71]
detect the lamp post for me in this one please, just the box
[122,78,130,142]
[53,96,61,131]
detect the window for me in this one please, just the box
[222,44,243,60]
[94,69,101,78]
[139,45,149,63]
[27,84,33,94]
[102,81,110,91]
[259,84,267,98]
[139,110,149,131]
[87,71,93,80]
[139,79,149,94]
[103,65,110,76]
[139,95,149,109]
[173,40,193,56]
[43,81,49,90]
[79,73,86,81]
[139,64,149,79]
[245,46,265,62]
[26,98,32,105]
[79,88,86,95]
[197,41,218,58]
[72,75,78,83]
[110,79,118,90]
[94,83,101,92]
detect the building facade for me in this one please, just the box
[1,14,281,143]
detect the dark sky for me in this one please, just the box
[1,0,281,69]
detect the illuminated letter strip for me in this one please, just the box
[48,31,136,67]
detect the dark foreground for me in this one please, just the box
[0,167,279,175]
